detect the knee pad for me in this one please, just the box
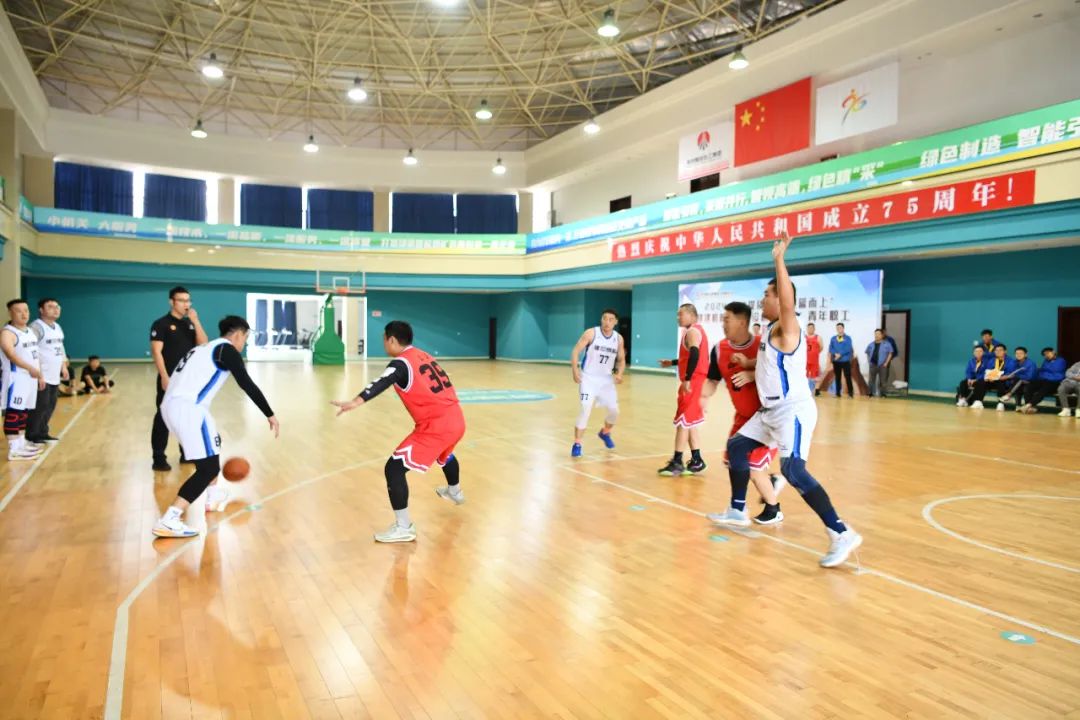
[779,456,820,494]
[726,434,761,471]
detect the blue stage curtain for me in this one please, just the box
[307,188,374,231]
[455,194,518,234]
[54,162,133,215]
[240,183,302,228]
[144,173,206,222]
[391,192,454,233]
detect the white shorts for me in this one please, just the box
[580,375,618,408]
[3,372,38,411]
[737,398,817,461]
[161,399,220,461]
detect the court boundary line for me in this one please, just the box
[104,456,386,720]
[560,464,1080,648]
[0,368,119,513]
[920,446,1080,475]
[922,494,1080,574]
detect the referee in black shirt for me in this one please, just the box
[149,286,208,471]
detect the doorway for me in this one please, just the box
[1058,306,1080,364]
[882,309,910,385]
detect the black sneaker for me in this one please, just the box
[753,503,784,525]
[657,460,686,476]
[686,457,707,474]
[41,435,60,442]
[152,460,172,472]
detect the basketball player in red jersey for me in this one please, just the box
[332,321,466,543]
[657,303,709,476]
[702,301,787,525]
[806,321,823,395]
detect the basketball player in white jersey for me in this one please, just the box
[153,315,279,539]
[569,309,625,456]
[709,234,862,568]
[28,297,69,443]
[1,299,45,460]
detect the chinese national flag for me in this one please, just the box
[734,77,812,167]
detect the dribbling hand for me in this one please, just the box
[268,416,280,438]
[331,398,365,416]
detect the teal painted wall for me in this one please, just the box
[583,290,631,326]
[494,292,549,359]
[365,291,492,357]
[545,290,585,361]
[22,277,495,360]
[624,245,1080,391]
[874,245,1080,391]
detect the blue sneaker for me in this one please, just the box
[597,431,615,449]
[571,443,583,458]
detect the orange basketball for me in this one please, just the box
[222,457,250,482]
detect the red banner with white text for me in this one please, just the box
[610,170,1036,263]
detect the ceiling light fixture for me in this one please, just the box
[597,9,620,38]
[492,157,507,175]
[303,134,319,153]
[728,48,749,70]
[403,148,419,166]
[583,119,601,135]
[202,52,224,79]
[475,99,493,121]
[347,77,368,103]
[190,119,207,139]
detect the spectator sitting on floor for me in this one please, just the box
[967,344,1016,410]
[79,356,115,395]
[1056,361,1080,418]
[1020,348,1067,414]
[1000,347,1036,411]
[956,346,989,407]
[979,328,1004,357]
[57,360,76,397]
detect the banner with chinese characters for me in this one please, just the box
[680,269,883,379]
[31,208,526,255]
[529,98,1080,253]
[611,170,1035,263]
[18,196,34,225]
[677,121,734,181]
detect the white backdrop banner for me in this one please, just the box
[678,269,883,376]
[815,62,899,145]
[677,121,734,181]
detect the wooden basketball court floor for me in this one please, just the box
[0,361,1078,720]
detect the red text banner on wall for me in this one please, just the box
[610,170,1036,263]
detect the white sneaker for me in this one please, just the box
[956,399,969,407]
[971,401,984,409]
[820,528,863,568]
[205,486,229,512]
[152,516,199,538]
[770,473,788,499]
[1059,408,1073,417]
[996,403,1005,412]
[706,507,751,528]
[435,486,465,505]
[374,522,417,543]
[7,446,41,460]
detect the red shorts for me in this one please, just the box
[392,407,466,473]
[724,413,778,471]
[673,375,707,428]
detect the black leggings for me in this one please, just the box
[385,454,461,510]
[177,456,222,504]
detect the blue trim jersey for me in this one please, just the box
[580,327,621,378]
[756,321,813,409]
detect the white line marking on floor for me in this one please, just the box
[561,465,1080,648]
[922,494,1080,574]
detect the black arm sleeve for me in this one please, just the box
[213,343,275,417]
[706,346,722,382]
[358,359,409,402]
[683,346,700,381]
